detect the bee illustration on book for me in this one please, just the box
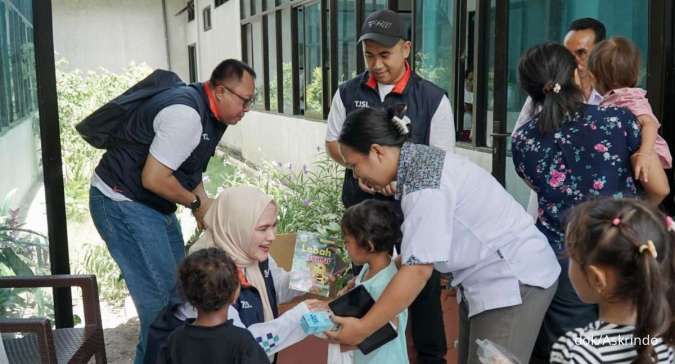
[289,231,338,297]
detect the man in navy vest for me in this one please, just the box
[325,10,454,363]
[88,59,255,364]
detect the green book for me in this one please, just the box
[289,231,338,297]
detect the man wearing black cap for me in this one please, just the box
[325,9,454,363]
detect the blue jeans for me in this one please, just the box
[89,187,185,364]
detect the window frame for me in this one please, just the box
[203,5,212,31]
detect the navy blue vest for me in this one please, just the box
[338,70,446,207]
[234,259,280,327]
[95,83,227,214]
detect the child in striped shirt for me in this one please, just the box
[550,198,674,364]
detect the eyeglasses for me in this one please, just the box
[223,86,256,109]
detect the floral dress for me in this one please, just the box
[512,104,641,253]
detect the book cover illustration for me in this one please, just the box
[289,231,338,297]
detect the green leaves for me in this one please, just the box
[78,243,127,307]
[56,60,152,222]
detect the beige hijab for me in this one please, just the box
[189,186,275,321]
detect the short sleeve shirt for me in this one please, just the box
[394,143,560,316]
[511,105,641,252]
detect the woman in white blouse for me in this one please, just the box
[326,107,560,364]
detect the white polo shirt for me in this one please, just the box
[395,143,560,317]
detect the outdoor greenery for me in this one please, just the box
[55,61,153,307]
[0,190,53,319]
[202,154,345,245]
[57,60,153,222]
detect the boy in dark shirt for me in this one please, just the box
[158,248,270,364]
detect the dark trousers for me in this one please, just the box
[530,258,597,363]
[409,269,447,363]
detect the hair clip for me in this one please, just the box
[638,240,658,259]
[543,82,562,95]
[666,216,675,232]
[611,217,621,226]
[392,115,411,136]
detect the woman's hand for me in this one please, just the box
[325,315,370,346]
[193,197,215,230]
[304,298,330,312]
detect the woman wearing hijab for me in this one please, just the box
[145,186,326,363]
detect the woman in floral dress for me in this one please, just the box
[511,43,669,363]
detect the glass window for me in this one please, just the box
[267,13,278,111]
[188,44,197,83]
[297,6,305,114]
[241,0,250,19]
[203,6,212,31]
[281,7,293,114]
[337,0,357,84]
[506,0,649,134]
[303,2,323,119]
[0,1,8,130]
[188,1,195,21]
[251,20,266,110]
[364,0,386,14]
[414,1,456,124]
[485,0,496,148]
[397,0,412,12]
[504,0,649,207]
[252,0,262,15]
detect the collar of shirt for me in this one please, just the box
[364,61,412,95]
[394,142,415,200]
[238,268,251,287]
[203,82,222,121]
[587,88,603,105]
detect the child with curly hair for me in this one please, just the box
[158,247,270,364]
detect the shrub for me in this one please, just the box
[57,60,152,222]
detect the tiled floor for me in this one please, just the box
[278,289,459,364]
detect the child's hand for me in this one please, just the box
[375,182,397,196]
[632,150,652,183]
[337,277,356,297]
[304,298,330,312]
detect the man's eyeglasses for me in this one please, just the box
[223,86,256,109]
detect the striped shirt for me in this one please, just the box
[550,320,674,363]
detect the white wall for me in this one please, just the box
[223,111,328,169]
[52,0,169,72]
[0,118,40,209]
[165,0,190,81]
[187,0,243,82]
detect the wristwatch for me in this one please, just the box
[189,194,201,211]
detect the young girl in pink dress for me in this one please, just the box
[589,37,672,188]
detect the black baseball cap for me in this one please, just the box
[358,9,407,48]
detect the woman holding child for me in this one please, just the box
[326,106,561,364]
[512,42,670,362]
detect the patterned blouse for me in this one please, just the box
[512,104,641,253]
